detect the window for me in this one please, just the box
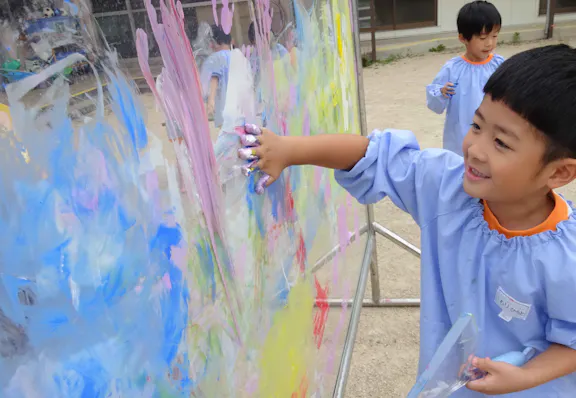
[359,0,437,31]
[539,0,576,15]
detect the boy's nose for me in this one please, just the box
[467,143,488,163]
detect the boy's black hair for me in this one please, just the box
[457,1,501,41]
[484,44,576,163]
[211,24,232,45]
[248,22,256,45]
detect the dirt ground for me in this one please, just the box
[344,38,576,398]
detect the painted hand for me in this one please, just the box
[237,124,289,194]
[466,357,531,395]
[441,82,456,98]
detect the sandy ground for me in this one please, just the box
[344,38,576,397]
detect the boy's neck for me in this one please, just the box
[485,191,555,231]
[464,51,490,63]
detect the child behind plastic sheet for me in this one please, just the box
[200,24,232,135]
[238,45,576,396]
[427,1,505,156]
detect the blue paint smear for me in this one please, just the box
[195,240,217,302]
[0,65,195,396]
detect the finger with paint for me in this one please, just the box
[244,123,262,135]
[238,147,258,161]
[255,174,271,195]
[240,134,259,147]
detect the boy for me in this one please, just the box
[427,1,504,156]
[200,24,232,129]
[239,45,576,396]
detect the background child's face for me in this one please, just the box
[460,28,499,62]
[461,95,554,204]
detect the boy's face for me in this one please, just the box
[462,95,561,203]
[460,27,499,62]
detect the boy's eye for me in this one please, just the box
[495,138,510,150]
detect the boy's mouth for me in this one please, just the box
[466,166,490,181]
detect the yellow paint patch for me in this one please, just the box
[258,280,315,397]
[335,13,343,62]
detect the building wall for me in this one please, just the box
[372,0,576,40]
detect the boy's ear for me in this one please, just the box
[458,34,467,45]
[547,159,576,190]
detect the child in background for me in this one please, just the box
[200,24,232,129]
[240,44,576,396]
[247,22,289,88]
[427,1,504,156]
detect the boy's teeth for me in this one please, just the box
[471,168,487,178]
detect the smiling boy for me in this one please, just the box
[239,44,576,396]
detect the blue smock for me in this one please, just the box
[200,49,231,128]
[335,130,576,397]
[426,54,505,156]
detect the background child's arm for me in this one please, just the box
[426,65,452,114]
[207,76,218,116]
[467,344,576,394]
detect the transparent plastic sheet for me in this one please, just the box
[408,313,480,398]
[0,0,365,396]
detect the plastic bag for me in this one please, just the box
[407,313,480,398]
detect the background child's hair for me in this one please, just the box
[484,44,576,162]
[457,1,501,41]
[248,22,256,45]
[211,24,232,46]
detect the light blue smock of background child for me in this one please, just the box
[335,129,576,397]
[427,54,504,156]
[200,49,231,128]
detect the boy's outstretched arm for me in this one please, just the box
[467,344,576,394]
[239,126,463,227]
[248,128,370,185]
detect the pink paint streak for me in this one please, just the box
[135,0,242,345]
[211,0,234,34]
[303,110,310,136]
[348,195,360,240]
[170,245,188,271]
[325,281,351,373]
[162,273,172,290]
[337,204,348,252]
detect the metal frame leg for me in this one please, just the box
[328,0,422,396]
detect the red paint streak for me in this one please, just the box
[296,233,307,273]
[313,276,330,349]
[285,184,295,222]
[291,375,309,398]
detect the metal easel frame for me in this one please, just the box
[324,0,421,396]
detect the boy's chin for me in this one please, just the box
[463,180,486,199]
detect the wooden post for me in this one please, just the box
[369,0,376,61]
[545,0,556,39]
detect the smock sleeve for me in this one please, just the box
[546,267,576,349]
[426,64,451,114]
[199,57,213,101]
[334,129,462,227]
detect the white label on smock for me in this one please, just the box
[495,287,531,322]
